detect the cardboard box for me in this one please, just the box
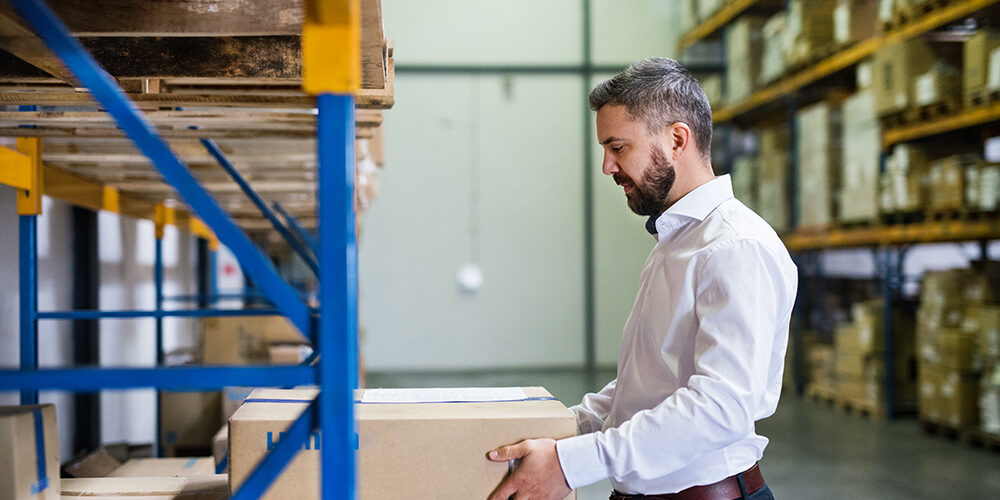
[840,91,881,222]
[759,12,787,85]
[872,38,961,116]
[0,404,60,500]
[109,458,214,478]
[230,387,577,499]
[964,29,1000,105]
[63,447,122,478]
[221,387,256,423]
[796,101,841,228]
[60,475,227,499]
[731,155,758,212]
[699,74,724,109]
[201,315,307,365]
[835,0,879,46]
[211,426,228,473]
[725,16,765,105]
[785,0,836,67]
[913,62,960,107]
[268,343,313,365]
[758,126,790,232]
[160,391,221,457]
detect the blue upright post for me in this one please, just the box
[318,93,357,500]
[19,215,38,405]
[154,231,164,457]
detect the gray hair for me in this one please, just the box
[589,57,713,159]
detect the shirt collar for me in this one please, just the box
[652,174,734,243]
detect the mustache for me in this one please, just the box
[613,173,632,186]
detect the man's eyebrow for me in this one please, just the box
[601,136,626,145]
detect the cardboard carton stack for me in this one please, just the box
[880,143,928,214]
[229,387,577,499]
[796,101,841,229]
[871,37,961,117]
[699,74,724,110]
[731,155,759,213]
[840,90,881,222]
[808,343,837,394]
[758,125,791,232]
[912,62,961,107]
[725,16,765,105]
[759,12,787,86]
[833,300,917,410]
[0,404,60,500]
[834,0,880,47]
[927,154,980,212]
[784,0,836,67]
[965,305,1000,435]
[60,475,227,499]
[963,29,1000,107]
[916,270,995,428]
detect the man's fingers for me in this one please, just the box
[488,442,527,461]
[487,476,518,500]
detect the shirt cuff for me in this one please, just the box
[555,433,610,490]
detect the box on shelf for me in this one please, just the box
[835,0,880,47]
[964,29,1000,106]
[927,154,975,211]
[808,343,837,390]
[872,37,961,116]
[160,391,221,457]
[268,343,314,365]
[212,425,228,473]
[913,61,960,107]
[62,447,122,478]
[201,315,307,365]
[796,101,841,228]
[840,90,881,222]
[785,0,837,67]
[881,143,929,213]
[725,16,766,105]
[758,126,790,232]
[109,457,214,477]
[731,155,759,212]
[759,12,788,85]
[981,363,1000,435]
[60,475,227,499]
[230,387,577,499]
[0,404,60,500]
[222,387,257,422]
[699,74,724,110]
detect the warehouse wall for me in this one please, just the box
[0,185,199,458]
[362,1,678,371]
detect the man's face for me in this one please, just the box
[596,104,676,216]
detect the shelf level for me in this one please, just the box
[712,0,1000,124]
[783,218,1000,251]
[677,0,760,51]
[884,99,1000,147]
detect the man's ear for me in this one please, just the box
[667,123,692,162]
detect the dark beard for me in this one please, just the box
[624,146,675,216]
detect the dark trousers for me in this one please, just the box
[609,480,775,500]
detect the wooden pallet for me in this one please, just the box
[964,88,1000,109]
[805,384,897,420]
[905,97,960,123]
[964,429,1000,452]
[922,421,1000,452]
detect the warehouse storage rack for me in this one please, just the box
[682,0,1000,419]
[0,0,371,498]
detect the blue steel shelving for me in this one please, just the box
[0,0,359,498]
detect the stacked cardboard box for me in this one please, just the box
[833,300,916,408]
[927,155,979,211]
[60,475,227,499]
[731,155,758,213]
[872,37,961,116]
[913,62,960,107]
[963,29,1000,106]
[916,270,995,428]
[880,143,928,213]
[808,343,837,392]
[784,0,836,67]
[201,315,308,365]
[965,162,1000,211]
[758,126,790,232]
[725,16,765,105]
[796,101,841,228]
[834,0,880,47]
[109,457,215,477]
[229,387,577,499]
[759,12,787,85]
[840,91,881,222]
[0,404,60,500]
[699,74,724,109]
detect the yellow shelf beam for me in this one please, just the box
[713,0,1000,124]
[884,99,1000,147]
[782,218,1000,251]
[677,0,759,51]
[0,145,32,191]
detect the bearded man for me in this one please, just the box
[487,58,798,500]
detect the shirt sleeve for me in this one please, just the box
[556,239,789,489]
[569,379,617,435]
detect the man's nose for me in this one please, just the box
[602,151,618,176]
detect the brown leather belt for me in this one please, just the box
[610,463,764,500]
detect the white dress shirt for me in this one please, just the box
[556,174,798,494]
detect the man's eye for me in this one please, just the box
[613,146,623,152]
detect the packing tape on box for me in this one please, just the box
[244,397,559,405]
[31,408,49,494]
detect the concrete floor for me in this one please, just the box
[368,368,1000,499]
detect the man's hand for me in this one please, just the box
[486,438,572,500]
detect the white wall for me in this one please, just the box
[362,1,680,371]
